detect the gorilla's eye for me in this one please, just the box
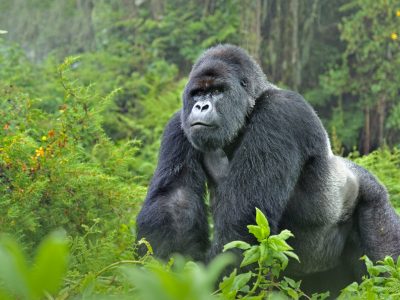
[212,89,221,96]
[191,89,203,97]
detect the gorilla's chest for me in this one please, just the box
[202,149,230,187]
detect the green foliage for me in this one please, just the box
[0,55,145,250]
[351,148,400,209]
[339,256,400,299]
[221,208,327,300]
[122,255,233,300]
[2,205,400,300]
[0,230,68,299]
[319,0,400,149]
[0,208,328,299]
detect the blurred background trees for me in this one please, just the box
[1,0,399,160]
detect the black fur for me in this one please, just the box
[136,45,400,294]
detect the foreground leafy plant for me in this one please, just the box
[339,256,400,299]
[1,208,400,299]
[0,230,68,299]
[121,255,234,300]
[220,208,329,300]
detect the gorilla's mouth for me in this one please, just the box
[190,122,213,128]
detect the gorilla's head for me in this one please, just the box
[181,44,269,152]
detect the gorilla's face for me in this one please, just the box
[181,59,253,152]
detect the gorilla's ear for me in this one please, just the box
[240,79,248,87]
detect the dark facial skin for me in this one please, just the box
[181,61,252,152]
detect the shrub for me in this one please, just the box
[0,57,145,251]
[351,148,400,210]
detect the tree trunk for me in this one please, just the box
[202,0,211,17]
[363,106,371,154]
[300,0,320,88]
[150,0,164,19]
[377,96,386,146]
[76,0,95,51]
[290,0,300,90]
[240,0,262,63]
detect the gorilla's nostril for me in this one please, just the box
[195,104,201,110]
[201,104,209,112]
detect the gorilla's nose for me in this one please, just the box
[193,100,212,114]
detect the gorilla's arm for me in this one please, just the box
[210,90,327,256]
[136,112,209,261]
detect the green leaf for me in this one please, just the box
[283,276,297,288]
[219,269,237,293]
[383,256,395,268]
[310,291,330,300]
[232,272,252,291]
[255,208,270,237]
[203,253,235,287]
[362,255,373,271]
[277,229,294,240]
[341,281,359,293]
[223,241,251,252]
[287,288,299,300]
[30,230,69,297]
[241,246,260,267]
[259,242,268,262]
[284,251,300,262]
[247,225,264,242]
[0,237,31,299]
[268,236,292,251]
[273,251,289,270]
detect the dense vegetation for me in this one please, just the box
[0,0,400,299]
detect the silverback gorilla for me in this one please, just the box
[136,45,400,294]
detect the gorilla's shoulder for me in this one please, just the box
[263,88,309,108]
[248,88,325,142]
[254,88,316,120]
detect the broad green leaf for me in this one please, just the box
[311,291,330,300]
[241,246,260,267]
[287,288,299,300]
[247,225,264,242]
[277,229,294,240]
[255,208,270,237]
[259,242,268,262]
[273,251,289,270]
[268,236,293,251]
[383,256,395,268]
[368,265,388,276]
[284,276,297,288]
[341,282,359,293]
[284,251,300,262]
[219,269,237,293]
[203,253,235,287]
[232,272,252,291]
[0,237,30,299]
[223,241,251,252]
[30,230,69,297]
[361,255,373,270]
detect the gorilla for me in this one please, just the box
[136,44,400,294]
